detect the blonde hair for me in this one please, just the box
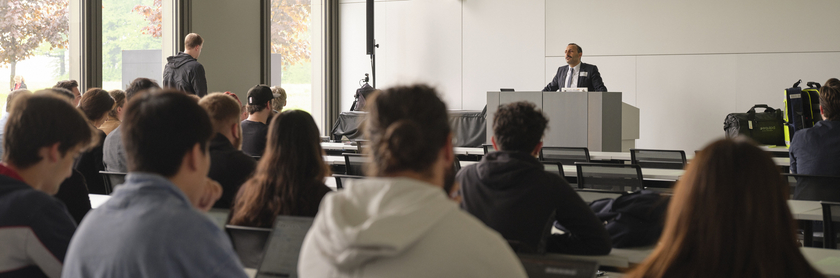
[271,86,287,111]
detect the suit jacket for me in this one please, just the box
[543,63,608,92]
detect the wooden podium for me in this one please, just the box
[486,91,638,152]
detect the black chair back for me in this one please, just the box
[575,162,642,193]
[630,149,687,169]
[540,147,590,165]
[542,162,565,178]
[99,171,127,194]
[332,174,363,189]
[784,174,840,202]
[822,201,840,249]
[482,143,494,155]
[225,225,272,268]
[342,153,367,175]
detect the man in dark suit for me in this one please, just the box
[543,43,608,92]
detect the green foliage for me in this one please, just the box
[281,63,311,84]
[102,0,161,82]
[0,0,69,85]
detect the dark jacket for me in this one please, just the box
[456,151,611,255]
[54,169,92,224]
[162,52,207,97]
[543,63,608,92]
[74,130,107,194]
[0,168,77,278]
[208,133,257,208]
[790,120,840,176]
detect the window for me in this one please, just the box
[0,0,72,111]
[101,0,162,91]
[270,0,313,113]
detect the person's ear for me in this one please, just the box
[186,143,202,172]
[41,142,62,163]
[230,122,240,139]
[821,106,827,120]
[442,133,454,165]
[531,141,543,157]
[491,136,499,151]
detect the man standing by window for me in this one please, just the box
[163,33,207,97]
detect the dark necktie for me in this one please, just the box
[567,68,575,88]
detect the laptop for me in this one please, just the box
[254,215,315,278]
[517,254,600,278]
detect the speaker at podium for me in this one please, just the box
[486,91,639,152]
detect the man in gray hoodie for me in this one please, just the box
[162,33,207,97]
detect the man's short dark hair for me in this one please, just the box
[54,80,79,92]
[493,101,549,153]
[122,90,213,177]
[247,101,270,114]
[568,43,582,53]
[4,94,96,168]
[820,78,840,121]
[185,33,203,49]
[125,78,161,101]
[36,88,74,103]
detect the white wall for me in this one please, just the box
[340,0,840,151]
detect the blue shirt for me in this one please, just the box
[61,173,247,278]
[790,120,840,176]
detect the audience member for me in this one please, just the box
[53,80,81,106]
[0,89,32,159]
[223,91,248,121]
[103,78,160,172]
[457,101,611,255]
[298,84,526,277]
[790,78,840,176]
[229,110,330,227]
[198,93,257,208]
[240,85,277,157]
[0,93,96,277]
[35,89,94,223]
[99,89,125,135]
[12,75,26,90]
[163,33,207,97]
[627,138,824,277]
[62,91,245,277]
[74,88,115,194]
[271,86,287,112]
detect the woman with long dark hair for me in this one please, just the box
[626,138,824,278]
[229,110,331,227]
[74,88,114,195]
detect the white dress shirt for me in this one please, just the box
[565,63,581,88]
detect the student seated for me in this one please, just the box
[240,85,277,157]
[298,84,527,278]
[102,78,160,172]
[626,138,824,278]
[791,78,840,176]
[0,93,96,278]
[62,91,245,277]
[198,93,257,208]
[229,110,331,227]
[456,101,611,255]
[73,88,115,194]
[99,89,125,135]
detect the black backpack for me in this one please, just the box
[590,190,670,248]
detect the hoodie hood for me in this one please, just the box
[306,177,457,270]
[474,151,544,190]
[166,52,196,69]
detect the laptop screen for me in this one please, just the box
[517,254,599,278]
[256,215,315,278]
